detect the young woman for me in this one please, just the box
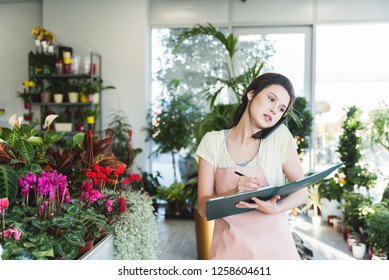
[195,72,308,259]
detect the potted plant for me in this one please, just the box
[85,105,100,131]
[67,80,82,103]
[365,202,389,259]
[301,184,322,227]
[81,78,115,104]
[55,107,73,132]
[110,189,160,260]
[352,242,367,259]
[145,79,202,183]
[342,192,372,234]
[156,182,194,219]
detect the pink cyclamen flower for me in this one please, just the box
[0,227,22,240]
[0,197,9,215]
[106,199,113,213]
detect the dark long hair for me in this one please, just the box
[232,72,295,138]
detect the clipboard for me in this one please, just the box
[206,162,343,221]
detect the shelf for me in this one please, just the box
[29,73,99,79]
[33,102,93,107]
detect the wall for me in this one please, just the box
[42,0,150,169]
[0,2,42,126]
[150,0,389,26]
[0,0,150,170]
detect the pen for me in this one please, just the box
[234,171,245,176]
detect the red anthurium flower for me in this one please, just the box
[129,173,141,182]
[114,165,126,177]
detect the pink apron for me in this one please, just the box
[210,165,300,260]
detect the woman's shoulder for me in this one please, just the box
[202,129,226,141]
[271,123,292,137]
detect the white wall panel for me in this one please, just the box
[317,0,389,22]
[150,0,229,27]
[231,0,314,25]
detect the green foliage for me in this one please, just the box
[108,111,142,167]
[365,202,389,253]
[342,192,373,233]
[145,80,202,182]
[0,165,18,203]
[287,97,313,157]
[173,23,268,107]
[319,106,377,201]
[195,103,237,148]
[368,102,389,152]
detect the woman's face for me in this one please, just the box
[247,84,290,129]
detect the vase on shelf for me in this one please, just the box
[68,92,79,103]
[53,93,64,103]
[40,91,51,103]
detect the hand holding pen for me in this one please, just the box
[234,171,263,193]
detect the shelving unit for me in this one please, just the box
[27,52,103,136]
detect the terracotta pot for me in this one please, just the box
[77,239,95,258]
[342,227,350,241]
[40,92,51,103]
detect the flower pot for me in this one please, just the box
[347,235,358,251]
[40,91,51,103]
[24,102,32,110]
[311,215,322,227]
[68,92,79,103]
[92,92,100,104]
[75,124,84,131]
[352,243,366,259]
[80,92,89,103]
[371,252,387,260]
[332,218,342,232]
[55,123,72,132]
[53,93,64,103]
[327,215,338,226]
[342,226,350,241]
[77,239,95,258]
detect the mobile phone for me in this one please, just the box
[252,116,287,139]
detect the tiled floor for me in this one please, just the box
[156,209,359,260]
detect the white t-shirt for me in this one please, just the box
[195,124,297,186]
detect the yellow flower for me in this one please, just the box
[23,81,35,87]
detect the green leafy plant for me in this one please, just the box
[108,111,142,167]
[173,23,265,108]
[342,192,373,233]
[145,79,202,182]
[365,202,389,254]
[286,96,313,158]
[319,106,377,202]
[111,190,160,260]
[368,102,389,152]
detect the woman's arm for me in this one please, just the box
[197,157,239,218]
[275,149,308,212]
[197,157,216,219]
